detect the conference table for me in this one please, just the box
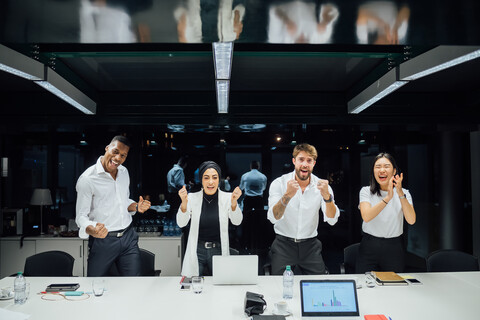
[1,272,479,320]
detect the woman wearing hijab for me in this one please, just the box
[177,161,243,276]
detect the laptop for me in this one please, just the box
[212,255,259,285]
[300,279,360,319]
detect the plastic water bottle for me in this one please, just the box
[283,265,294,299]
[14,272,26,305]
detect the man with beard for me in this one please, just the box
[76,135,151,276]
[267,143,340,275]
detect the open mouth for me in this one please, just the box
[109,159,119,169]
[378,175,388,182]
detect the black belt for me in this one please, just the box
[107,224,133,238]
[276,234,316,243]
[198,240,221,249]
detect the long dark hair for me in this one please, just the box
[370,153,399,196]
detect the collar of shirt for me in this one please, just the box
[273,171,322,239]
[95,156,126,177]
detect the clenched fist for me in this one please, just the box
[231,186,242,209]
[137,196,151,213]
[178,185,188,213]
[316,179,331,200]
[87,222,108,238]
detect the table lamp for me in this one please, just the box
[30,188,53,235]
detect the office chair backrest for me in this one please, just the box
[24,250,75,276]
[426,249,479,272]
[108,248,158,276]
[342,243,361,274]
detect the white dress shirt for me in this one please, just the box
[359,186,413,238]
[267,171,340,239]
[75,157,135,239]
[239,169,267,197]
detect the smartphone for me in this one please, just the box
[406,278,422,285]
[46,283,80,292]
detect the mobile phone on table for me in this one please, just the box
[406,278,422,285]
[46,283,80,292]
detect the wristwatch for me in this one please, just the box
[323,194,333,203]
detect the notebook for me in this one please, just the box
[212,255,259,285]
[300,280,360,319]
[373,271,408,286]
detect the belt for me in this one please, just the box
[107,224,132,238]
[198,240,221,249]
[277,234,315,243]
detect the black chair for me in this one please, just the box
[24,250,75,276]
[426,249,479,272]
[340,243,361,274]
[108,248,161,276]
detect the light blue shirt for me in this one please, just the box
[167,164,185,193]
[240,169,267,197]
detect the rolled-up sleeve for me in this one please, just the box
[176,203,192,227]
[267,179,283,224]
[228,202,243,226]
[75,177,96,239]
[320,185,340,226]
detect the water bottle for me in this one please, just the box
[14,272,26,305]
[283,265,294,299]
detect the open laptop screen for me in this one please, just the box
[300,280,360,317]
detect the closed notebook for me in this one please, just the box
[373,271,408,286]
[364,315,388,320]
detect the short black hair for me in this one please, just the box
[251,161,260,170]
[110,135,131,148]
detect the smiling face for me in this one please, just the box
[202,168,219,195]
[101,140,129,175]
[293,151,316,182]
[373,157,396,190]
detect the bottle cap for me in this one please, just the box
[286,265,291,271]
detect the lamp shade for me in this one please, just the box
[30,188,53,206]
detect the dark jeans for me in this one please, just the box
[87,227,141,276]
[196,241,222,276]
[271,235,326,275]
[356,233,405,274]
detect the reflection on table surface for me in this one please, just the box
[1,272,480,320]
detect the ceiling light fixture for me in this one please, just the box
[0,44,44,80]
[400,45,480,81]
[213,42,233,80]
[213,42,233,114]
[34,67,96,114]
[348,67,407,114]
[216,80,230,114]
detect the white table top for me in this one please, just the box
[1,272,479,320]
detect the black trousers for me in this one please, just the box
[87,227,141,276]
[355,233,405,274]
[271,235,326,275]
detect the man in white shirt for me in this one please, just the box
[239,161,268,252]
[76,135,151,276]
[267,143,340,275]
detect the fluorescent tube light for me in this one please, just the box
[348,67,407,114]
[213,42,233,80]
[0,44,44,80]
[216,80,230,113]
[35,67,96,114]
[400,46,480,81]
